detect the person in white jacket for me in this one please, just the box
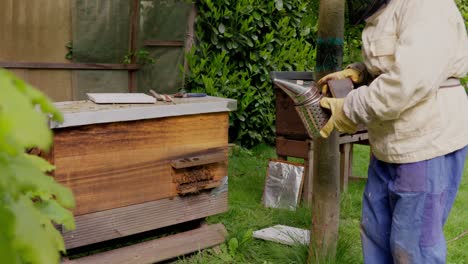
[317,0,468,263]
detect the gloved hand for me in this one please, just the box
[317,68,363,95]
[319,97,358,138]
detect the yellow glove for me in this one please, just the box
[319,97,358,138]
[317,68,363,95]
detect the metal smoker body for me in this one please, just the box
[273,78,330,139]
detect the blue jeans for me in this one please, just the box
[361,146,467,264]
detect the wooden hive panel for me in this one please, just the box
[11,69,73,102]
[0,0,73,101]
[0,0,71,63]
[61,192,228,249]
[52,112,229,216]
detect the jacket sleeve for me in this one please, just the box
[343,1,464,124]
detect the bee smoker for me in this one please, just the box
[273,78,330,139]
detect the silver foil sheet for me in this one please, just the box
[263,160,304,210]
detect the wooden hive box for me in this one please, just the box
[44,97,237,250]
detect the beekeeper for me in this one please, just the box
[317,0,468,263]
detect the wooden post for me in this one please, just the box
[340,143,353,192]
[184,3,197,75]
[128,0,140,93]
[309,0,345,262]
[302,140,314,206]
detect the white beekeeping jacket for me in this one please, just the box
[343,0,468,163]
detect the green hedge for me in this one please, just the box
[186,0,466,147]
[186,0,318,147]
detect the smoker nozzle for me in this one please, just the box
[273,78,330,139]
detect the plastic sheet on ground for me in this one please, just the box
[253,225,310,246]
[262,160,304,211]
[211,176,228,196]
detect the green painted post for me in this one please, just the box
[309,0,345,263]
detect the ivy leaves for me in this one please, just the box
[186,0,317,147]
[0,69,75,264]
[0,70,62,154]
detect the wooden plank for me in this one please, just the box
[0,62,139,70]
[302,140,314,206]
[0,0,71,62]
[52,113,229,215]
[62,192,228,249]
[144,40,185,47]
[349,176,367,182]
[275,137,309,159]
[128,66,138,92]
[2,0,76,103]
[11,69,72,102]
[171,151,226,169]
[53,113,228,158]
[339,143,353,192]
[183,3,197,74]
[128,0,140,92]
[338,132,369,144]
[62,223,228,263]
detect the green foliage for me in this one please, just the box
[65,42,73,61]
[123,49,156,65]
[0,69,75,264]
[213,229,254,263]
[174,144,364,263]
[174,144,468,263]
[455,0,468,29]
[187,0,465,147]
[186,0,318,147]
[461,76,468,94]
[343,23,364,65]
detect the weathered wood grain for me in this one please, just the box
[11,69,72,102]
[61,192,228,249]
[52,113,229,215]
[128,0,141,93]
[302,141,314,206]
[340,143,353,193]
[338,132,369,145]
[62,223,228,263]
[0,0,71,63]
[0,0,73,101]
[144,40,185,47]
[171,151,226,169]
[275,137,310,159]
[0,62,139,70]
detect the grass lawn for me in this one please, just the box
[173,144,468,264]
